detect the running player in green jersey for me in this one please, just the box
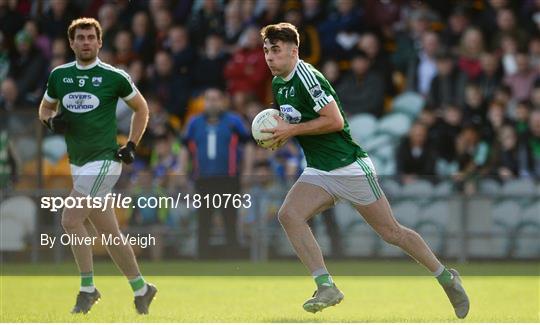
[38,18,156,315]
[260,23,469,318]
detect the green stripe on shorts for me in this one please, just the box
[356,158,382,199]
[90,160,111,196]
[89,161,108,196]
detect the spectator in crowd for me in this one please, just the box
[531,82,540,110]
[224,25,270,108]
[181,87,254,258]
[431,104,463,173]
[491,7,528,51]
[392,8,433,73]
[396,122,437,182]
[488,123,520,180]
[457,27,484,80]
[150,51,189,118]
[144,96,171,141]
[515,100,531,135]
[476,52,503,102]
[357,31,395,96]
[128,60,149,94]
[321,59,341,86]
[407,31,440,96]
[484,100,513,142]
[192,33,229,94]
[131,11,155,65]
[462,82,487,127]
[454,125,490,183]
[152,8,173,51]
[8,30,47,104]
[40,0,76,40]
[318,0,363,60]
[113,30,137,66]
[0,31,9,82]
[23,19,51,59]
[528,35,540,72]
[500,32,519,76]
[336,49,385,117]
[0,120,18,188]
[223,1,244,48]
[0,0,25,46]
[0,78,19,111]
[98,2,120,51]
[50,37,69,62]
[167,25,196,106]
[188,0,224,49]
[504,51,538,101]
[517,109,540,177]
[302,0,325,26]
[150,128,182,190]
[256,0,284,27]
[428,51,466,109]
[441,6,470,51]
[284,4,321,66]
[493,84,514,113]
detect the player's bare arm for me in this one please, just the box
[261,101,344,145]
[38,97,58,122]
[124,93,149,145]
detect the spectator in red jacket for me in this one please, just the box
[224,25,271,109]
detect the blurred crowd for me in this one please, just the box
[1,0,540,191]
[2,0,540,259]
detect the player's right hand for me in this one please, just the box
[42,112,68,134]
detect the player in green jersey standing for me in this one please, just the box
[260,23,469,318]
[38,18,156,315]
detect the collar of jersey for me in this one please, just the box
[282,59,300,82]
[76,58,100,70]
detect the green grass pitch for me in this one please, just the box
[1,261,538,322]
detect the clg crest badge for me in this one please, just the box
[92,76,102,87]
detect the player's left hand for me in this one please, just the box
[116,141,136,164]
[261,115,295,148]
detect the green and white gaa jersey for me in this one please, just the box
[43,59,137,166]
[272,59,367,171]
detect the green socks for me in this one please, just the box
[436,268,454,286]
[80,271,95,293]
[129,275,148,296]
[314,274,334,287]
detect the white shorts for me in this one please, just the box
[70,160,122,197]
[297,157,384,206]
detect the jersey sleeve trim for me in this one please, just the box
[313,95,335,112]
[296,61,334,112]
[122,89,138,101]
[43,92,58,103]
[98,62,138,99]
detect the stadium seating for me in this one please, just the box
[501,178,536,197]
[376,113,413,138]
[348,113,377,144]
[478,178,502,196]
[0,196,37,251]
[391,92,425,118]
[42,135,67,163]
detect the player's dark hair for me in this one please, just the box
[260,22,299,46]
[68,17,102,41]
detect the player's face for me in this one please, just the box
[70,27,102,63]
[263,39,297,77]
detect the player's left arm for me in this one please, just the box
[262,100,344,144]
[124,92,149,145]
